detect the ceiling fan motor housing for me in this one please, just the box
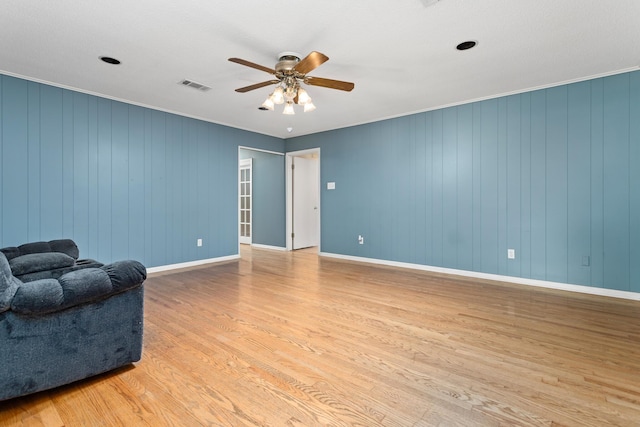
[276,52,301,77]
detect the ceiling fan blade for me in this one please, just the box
[305,76,355,92]
[293,51,329,75]
[235,80,280,93]
[228,58,276,75]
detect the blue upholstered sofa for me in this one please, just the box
[0,239,146,401]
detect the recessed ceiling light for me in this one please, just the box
[100,56,121,65]
[456,41,477,51]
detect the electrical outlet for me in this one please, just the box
[358,235,364,245]
[197,238,203,247]
[507,249,515,259]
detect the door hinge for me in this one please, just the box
[291,163,295,170]
[291,233,295,238]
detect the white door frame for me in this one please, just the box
[286,148,321,252]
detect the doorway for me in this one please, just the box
[286,148,320,251]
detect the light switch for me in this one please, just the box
[327,182,336,190]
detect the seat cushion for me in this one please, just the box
[9,253,76,276]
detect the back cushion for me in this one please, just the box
[17,241,52,255]
[9,253,76,276]
[0,246,20,261]
[49,239,80,259]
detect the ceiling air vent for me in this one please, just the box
[179,79,211,92]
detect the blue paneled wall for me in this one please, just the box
[0,75,283,267]
[2,71,638,293]
[287,71,640,293]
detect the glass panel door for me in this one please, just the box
[239,158,252,244]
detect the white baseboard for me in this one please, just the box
[147,254,240,274]
[319,252,640,301]
[251,244,287,251]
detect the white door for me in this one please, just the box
[292,156,319,249]
[239,158,252,244]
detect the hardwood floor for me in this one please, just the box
[2,246,640,426]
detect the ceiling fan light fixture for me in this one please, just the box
[261,97,275,110]
[229,51,354,116]
[272,86,285,104]
[303,102,316,113]
[283,101,295,115]
[297,88,311,105]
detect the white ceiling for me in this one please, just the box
[1,0,639,139]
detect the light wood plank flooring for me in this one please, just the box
[2,246,640,426]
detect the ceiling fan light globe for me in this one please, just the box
[304,102,316,113]
[283,102,295,115]
[262,97,275,110]
[297,88,311,105]
[272,86,285,104]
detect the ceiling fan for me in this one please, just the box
[228,51,355,114]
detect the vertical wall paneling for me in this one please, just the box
[393,116,413,263]
[377,122,394,260]
[567,82,592,286]
[128,105,145,262]
[0,74,281,267]
[442,107,458,268]
[603,74,630,290]
[168,114,184,262]
[27,82,41,241]
[545,86,569,283]
[196,122,209,257]
[96,97,113,261]
[413,113,427,265]
[456,104,473,271]
[479,99,499,274]
[86,95,99,257]
[149,110,166,265]
[143,109,154,263]
[519,93,532,279]
[431,110,444,267]
[405,115,418,264]
[220,135,240,255]
[496,98,508,275]
[1,77,29,243]
[471,103,483,271]
[110,101,129,260]
[40,85,64,240]
[589,79,605,288]
[71,93,89,252]
[506,95,522,277]
[287,70,640,293]
[62,91,74,239]
[630,72,640,292]
[422,113,434,265]
[208,122,221,255]
[529,90,547,280]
